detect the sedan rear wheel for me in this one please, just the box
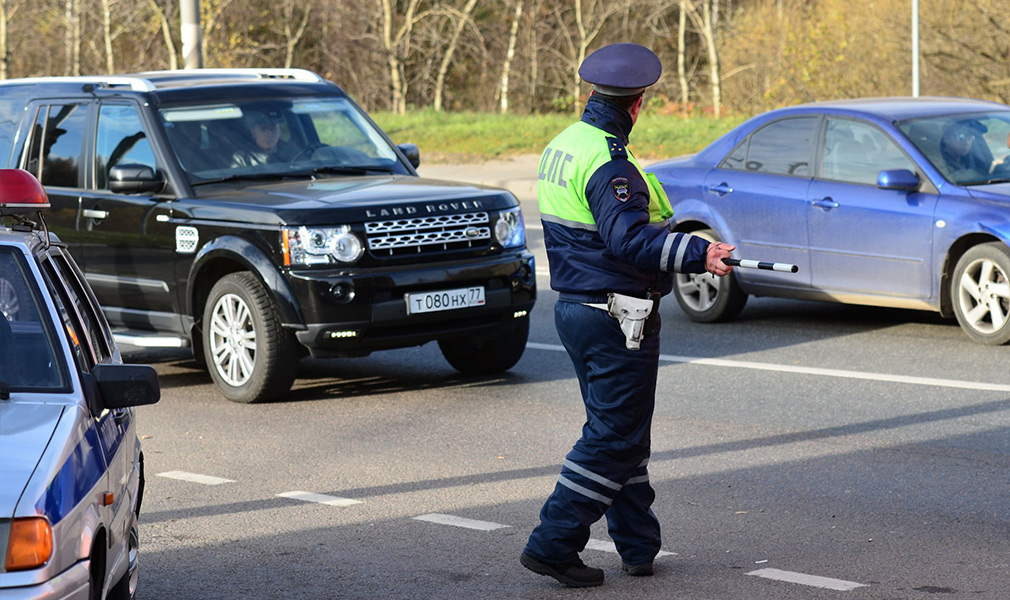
[952,243,1010,345]
[672,228,747,323]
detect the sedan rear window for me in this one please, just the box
[721,117,818,177]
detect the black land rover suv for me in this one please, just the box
[0,68,536,403]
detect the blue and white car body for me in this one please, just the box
[0,169,160,600]
[650,97,1010,344]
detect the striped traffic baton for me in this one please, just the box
[722,257,799,273]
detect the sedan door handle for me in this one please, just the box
[82,208,109,220]
[811,197,839,210]
[708,183,734,196]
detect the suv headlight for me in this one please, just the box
[494,206,526,249]
[283,225,364,266]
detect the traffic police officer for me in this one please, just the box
[520,42,734,588]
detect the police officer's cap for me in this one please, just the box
[579,43,662,97]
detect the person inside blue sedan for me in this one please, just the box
[940,121,992,182]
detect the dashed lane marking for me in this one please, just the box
[747,568,867,591]
[413,513,509,531]
[156,471,234,485]
[276,491,363,507]
[584,538,676,558]
[525,342,1010,393]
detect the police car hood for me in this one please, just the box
[0,402,64,515]
[190,175,517,225]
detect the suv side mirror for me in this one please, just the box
[877,169,920,191]
[109,164,165,194]
[92,363,161,409]
[397,143,420,169]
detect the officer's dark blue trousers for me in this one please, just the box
[524,299,662,566]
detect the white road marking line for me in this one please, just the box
[156,471,234,485]
[747,568,867,591]
[276,491,363,507]
[525,342,1010,393]
[584,538,675,558]
[413,513,509,531]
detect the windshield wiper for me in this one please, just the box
[0,381,9,400]
[191,172,313,187]
[974,177,1010,185]
[309,165,395,176]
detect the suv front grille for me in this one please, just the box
[365,212,491,256]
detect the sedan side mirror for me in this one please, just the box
[92,363,161,409]
[877,169,920,191]
[109,164,165,194]
[397,143,420,169]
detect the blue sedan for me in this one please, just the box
[650,97,1010,344]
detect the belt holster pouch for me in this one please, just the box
[607,292,655,350]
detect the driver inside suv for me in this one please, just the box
[230,106,295,168]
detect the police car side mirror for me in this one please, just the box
[109,164,165,194]
[397,143,420,169]
[92,363,161,409]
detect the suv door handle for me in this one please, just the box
[82,208,108,220]
[708,183,733,196]
[811,197,839,210]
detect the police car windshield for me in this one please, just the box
[0,247,68,392]
[159,97,410,185]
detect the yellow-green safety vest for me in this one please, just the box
[537,121,673,227]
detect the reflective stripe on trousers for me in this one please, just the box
[524,300,663,566]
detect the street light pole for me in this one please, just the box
[912,0,920,97]
[181,0,203,70]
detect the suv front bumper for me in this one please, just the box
[287,251,536,358]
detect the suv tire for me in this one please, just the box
[203,272,298,402]
[438,316,529,375]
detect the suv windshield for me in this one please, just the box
[159,97,410,184]
[0,247,67,391]
[898,111,1010,186]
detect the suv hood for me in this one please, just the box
[189,175,518,225]
[0,402,64,515]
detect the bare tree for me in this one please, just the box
[278,0,313,69]
[682,0,720,116]
[433,0,479,111]
[0,0,25,79]
[378,0,422,114]
[149,0,178,70]
[499,0,523,113]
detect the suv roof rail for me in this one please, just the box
[134,68,325,84]
[0,75,156,92]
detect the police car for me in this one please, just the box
[0,169,160,599]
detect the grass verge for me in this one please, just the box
[372,109,747,163]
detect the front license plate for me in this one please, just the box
[405,286,486,315]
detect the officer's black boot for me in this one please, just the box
[520,552,605,587]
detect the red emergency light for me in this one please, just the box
[0,169,50,216]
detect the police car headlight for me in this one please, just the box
[283,225,363,266]
[494,207,525,249]
[5,517,53,571]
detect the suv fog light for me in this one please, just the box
[327,330,359,339]
[330,281,355,303]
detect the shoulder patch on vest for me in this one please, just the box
[607,136,628,160]
[610,176,631,202]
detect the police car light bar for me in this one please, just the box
[0,169,50,216]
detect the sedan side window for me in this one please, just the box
[722,117,817,177]
[822,119,915,185]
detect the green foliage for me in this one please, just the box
[372,108,745,162]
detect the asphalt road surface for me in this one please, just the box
[128,157,1010,599]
